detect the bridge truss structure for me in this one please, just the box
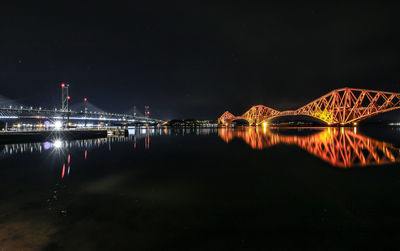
[218,88,400,126]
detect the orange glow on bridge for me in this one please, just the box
[218,127,400,168]
[218,88,400,125]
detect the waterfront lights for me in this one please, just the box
[54,121,63,130]
[53,140,63,148]
[43,142,52,150]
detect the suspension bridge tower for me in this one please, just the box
[145,106,150,118]
[61,83,70,111]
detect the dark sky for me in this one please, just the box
[1,1,400,120]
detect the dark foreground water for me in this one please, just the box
[2,126,400,250]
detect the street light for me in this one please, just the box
[54,121,63,130]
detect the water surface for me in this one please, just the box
[1,126,400,249]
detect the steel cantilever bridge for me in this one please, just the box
[218,88,400,126]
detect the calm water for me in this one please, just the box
[2,126,400,250]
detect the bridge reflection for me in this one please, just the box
[0,127,219,158]
[219,127,400,168]
[2,126,396,169]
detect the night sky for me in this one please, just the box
[1,2,400,120]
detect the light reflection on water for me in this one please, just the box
[2,126,400,249]
[1,126,399,169]
[0,127,220,180]
[218,126,400,168]
[0,127,219,156]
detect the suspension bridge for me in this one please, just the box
[0,83,163,128]
[0,106,162,125]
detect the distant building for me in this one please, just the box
[165,119,217,127]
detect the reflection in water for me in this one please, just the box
[3,126,397,168]
[0,127,220,178]
[61,163,65,179]
[219,127,400,168]
[0,127,219,158]
[2,125,400,249]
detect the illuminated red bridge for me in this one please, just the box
[218,88,400,126]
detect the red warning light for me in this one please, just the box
[84,98,88,102]
[67,96,71,100]
[61,83,66,88]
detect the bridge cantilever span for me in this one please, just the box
[218,88,400,126]
[218,106,280,125]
